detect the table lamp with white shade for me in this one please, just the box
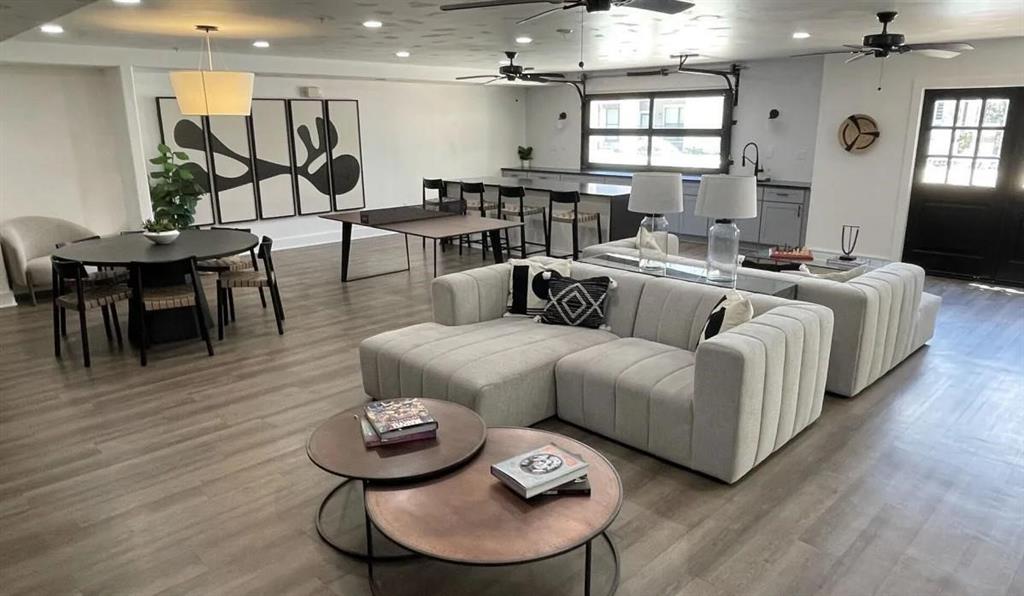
[695,175,758,285]
[628,172,684,271]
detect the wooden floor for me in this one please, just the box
[1,236,1022,596]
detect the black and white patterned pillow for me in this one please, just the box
[540,276,614,329]
[698,290,753,345]
[506,259,571,316]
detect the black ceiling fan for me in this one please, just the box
[440,0,694,26]
[792,11,975,63]
[455,50,568,84]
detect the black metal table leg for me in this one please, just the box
[365,481,375,584]
[340,221,352,282]
[585,539,592,596]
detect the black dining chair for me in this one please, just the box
[131,257,213,367]
[497,185,548,259]
[216,236,285,339]
[546,190,603,260]
[460,181,498,260]
[421,178,460,253]
[197,226,265,323]
[51,257,130,368]
[53,236,129,340]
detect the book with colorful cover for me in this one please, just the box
[490,443,589,499]
[769,246,814,261]
[359,416,436,448]
[364,398,438,438]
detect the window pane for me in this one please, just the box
[947,158,973,185]
[952,129,977,157]
[922,157,948,183]
[651,136,721,169]
[977,130,1003,158]
[971,159,999,187]
[589,98,649,129]
[956,99,982,127]
[926,129,952,155]
[588,135,649,165]
[932,100,955,126]
[652,96,724,129]
[982,99,1009,127]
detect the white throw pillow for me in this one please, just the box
[698,290,753,346]
[506,259,572,316]
[814,264,868,282]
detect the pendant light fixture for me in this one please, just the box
[170,25,254,116]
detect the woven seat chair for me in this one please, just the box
[51,257,129,368]
[459,181,500,260]
[497,185,548,259]
[197,226,266,324]
[131,257,213,367]
[216,236,285,339]
[546,189,603,260]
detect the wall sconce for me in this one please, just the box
[556,111,568,130]
[768,108,781,120]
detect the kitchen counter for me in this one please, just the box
[503,166,811,190]
[457,176,631,198]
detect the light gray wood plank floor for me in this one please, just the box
[1,236,1021,596]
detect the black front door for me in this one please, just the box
[903,87,1024,285]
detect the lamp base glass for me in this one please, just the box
[706,219,740,286]
[638,214,669,272]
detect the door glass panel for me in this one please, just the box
[977,130,1003,158]
[956,99,983,126]
[587,135,649,165]
[932,100,956,126]
[650,136,721,168]
[922,157,948,183]
[927,129,952,155]
[589,98,649,129]
[947,158,973,185]
[982,99,1009,127]
[652,96,724,129]
[952,129,977,157]
[971,159,999,187]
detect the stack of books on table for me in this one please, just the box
[491,443,591,499]
[360,398,438,447]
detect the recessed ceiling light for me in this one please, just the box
[112,0,141,4]
[395,50,410,58]
[362,20,383,28]
[792,31,811,39]
[515,36,532,44]
[253,40,270,48]
[39,23,63,34]
[693,14,721,21]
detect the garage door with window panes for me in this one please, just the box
[583,90,732,173]
[904,87,1024,285]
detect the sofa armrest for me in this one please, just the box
[431,263,511,326]
[580,234,681,260]
[691,303,833,483]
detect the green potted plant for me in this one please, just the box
[148,143,205,236]
[142,217,180,245]
[517,145,534,170]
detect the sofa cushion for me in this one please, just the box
[360,317,617,426]
[26,256,54,290]
[556,338,697,466]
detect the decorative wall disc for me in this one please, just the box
[838,114,880,153]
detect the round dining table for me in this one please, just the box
[52,229,259,344]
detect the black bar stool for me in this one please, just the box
[546,190,603,260]
[497,185,548,259]
[421,178,460,252]
[460,181,498,260]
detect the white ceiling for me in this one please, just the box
[8,0,1024,72]
[0,0,92,41]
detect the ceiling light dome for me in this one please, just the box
[170,25,254,116]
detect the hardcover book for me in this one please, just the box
[359,416,436,448]
[541,475,591,496]
[364,399,438,438]
[490,443,589,499]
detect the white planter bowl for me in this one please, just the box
[143,230,180,245]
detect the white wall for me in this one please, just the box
[134,71,525,247]
[0,64,139,234]
[806,37,1024,260]
[523,56,825,182]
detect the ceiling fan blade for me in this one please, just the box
[456,75,503,80]
[521,75,555,83]
[482,77,503,85]
[627,68,670,77]
[845,52,871,63]
[843,44,872,51]
[904,42,975,52]
[516,5,566,24]
[615,0,694,15]
[912,49,962,59]
[441,0,555,11]
[529,72,566,78]
[790,49,858,58]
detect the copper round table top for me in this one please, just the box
[365,427,623,566]
[306,399,486,483]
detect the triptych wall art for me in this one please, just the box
[156,97,366,226]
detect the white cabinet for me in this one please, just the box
[758,201,804,247]
[739,205,762,243]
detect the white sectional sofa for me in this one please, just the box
[361,257,834,483]
[582,239,940,397]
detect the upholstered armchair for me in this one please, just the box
[0,216,97,305]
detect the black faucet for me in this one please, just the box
[741,142,765,179]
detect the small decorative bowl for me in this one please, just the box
[143,230,180,245]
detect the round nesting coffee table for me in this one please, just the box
[365,427,622,595]
[306,399,486,559]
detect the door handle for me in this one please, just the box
[797,206,802,219]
